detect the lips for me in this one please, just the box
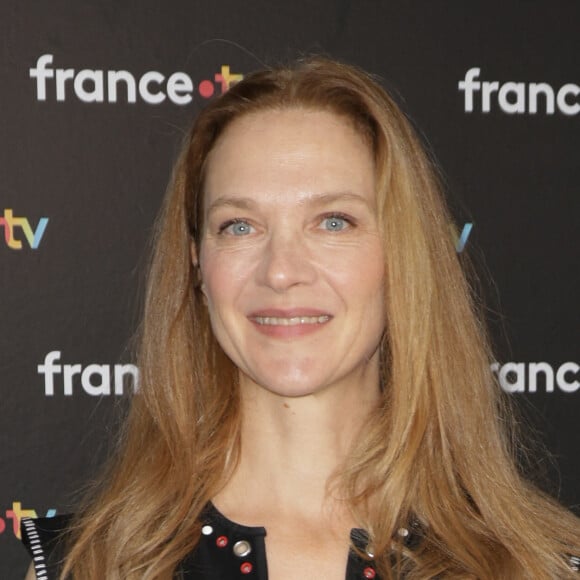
[247,308,332,338]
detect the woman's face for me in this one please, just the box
[199,108,385,398]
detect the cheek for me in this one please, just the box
[332,251,386,336]
[325,245,385,300]
[199,248,252,309]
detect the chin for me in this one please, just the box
[245,369,340,399]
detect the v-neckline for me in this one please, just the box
[207,500,369,539]
[202,502,377,580]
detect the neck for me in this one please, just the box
[214,367,381,527]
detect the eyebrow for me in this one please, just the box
[207,197,257,214]
[206,191,373,215]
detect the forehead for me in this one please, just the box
[203,108,376,208]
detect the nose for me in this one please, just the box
[256,231,317,292]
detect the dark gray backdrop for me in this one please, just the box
[1,2,578,577]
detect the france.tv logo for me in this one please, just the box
[0,209,48,249]
[30,54,244,105]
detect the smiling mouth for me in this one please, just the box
[252,315,331,326]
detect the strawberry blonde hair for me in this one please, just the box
[62,56,580,579]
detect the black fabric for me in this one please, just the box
[21,504,382,579]
[19,510,580,578]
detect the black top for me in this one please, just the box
[21,507,580,578]
[21,503,389,579]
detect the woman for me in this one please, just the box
[23,56,580,579]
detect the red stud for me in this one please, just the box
[216,535,228,548]
[363,567,376,579]
[240,561,253,574]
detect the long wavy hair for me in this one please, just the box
[62,56,580,579]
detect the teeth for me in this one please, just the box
[254,315,330,326]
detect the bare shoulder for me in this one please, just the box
[24,563,36,580]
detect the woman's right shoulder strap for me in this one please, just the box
[21,515,73,580]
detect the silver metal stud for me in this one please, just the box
[233,540,252,558]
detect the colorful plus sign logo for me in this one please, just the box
[199,65,244,98]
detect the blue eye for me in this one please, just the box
[321,216,349,232]
[221,220,253,236]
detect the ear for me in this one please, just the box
[190,240,207,300]
[190,240,198,267]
